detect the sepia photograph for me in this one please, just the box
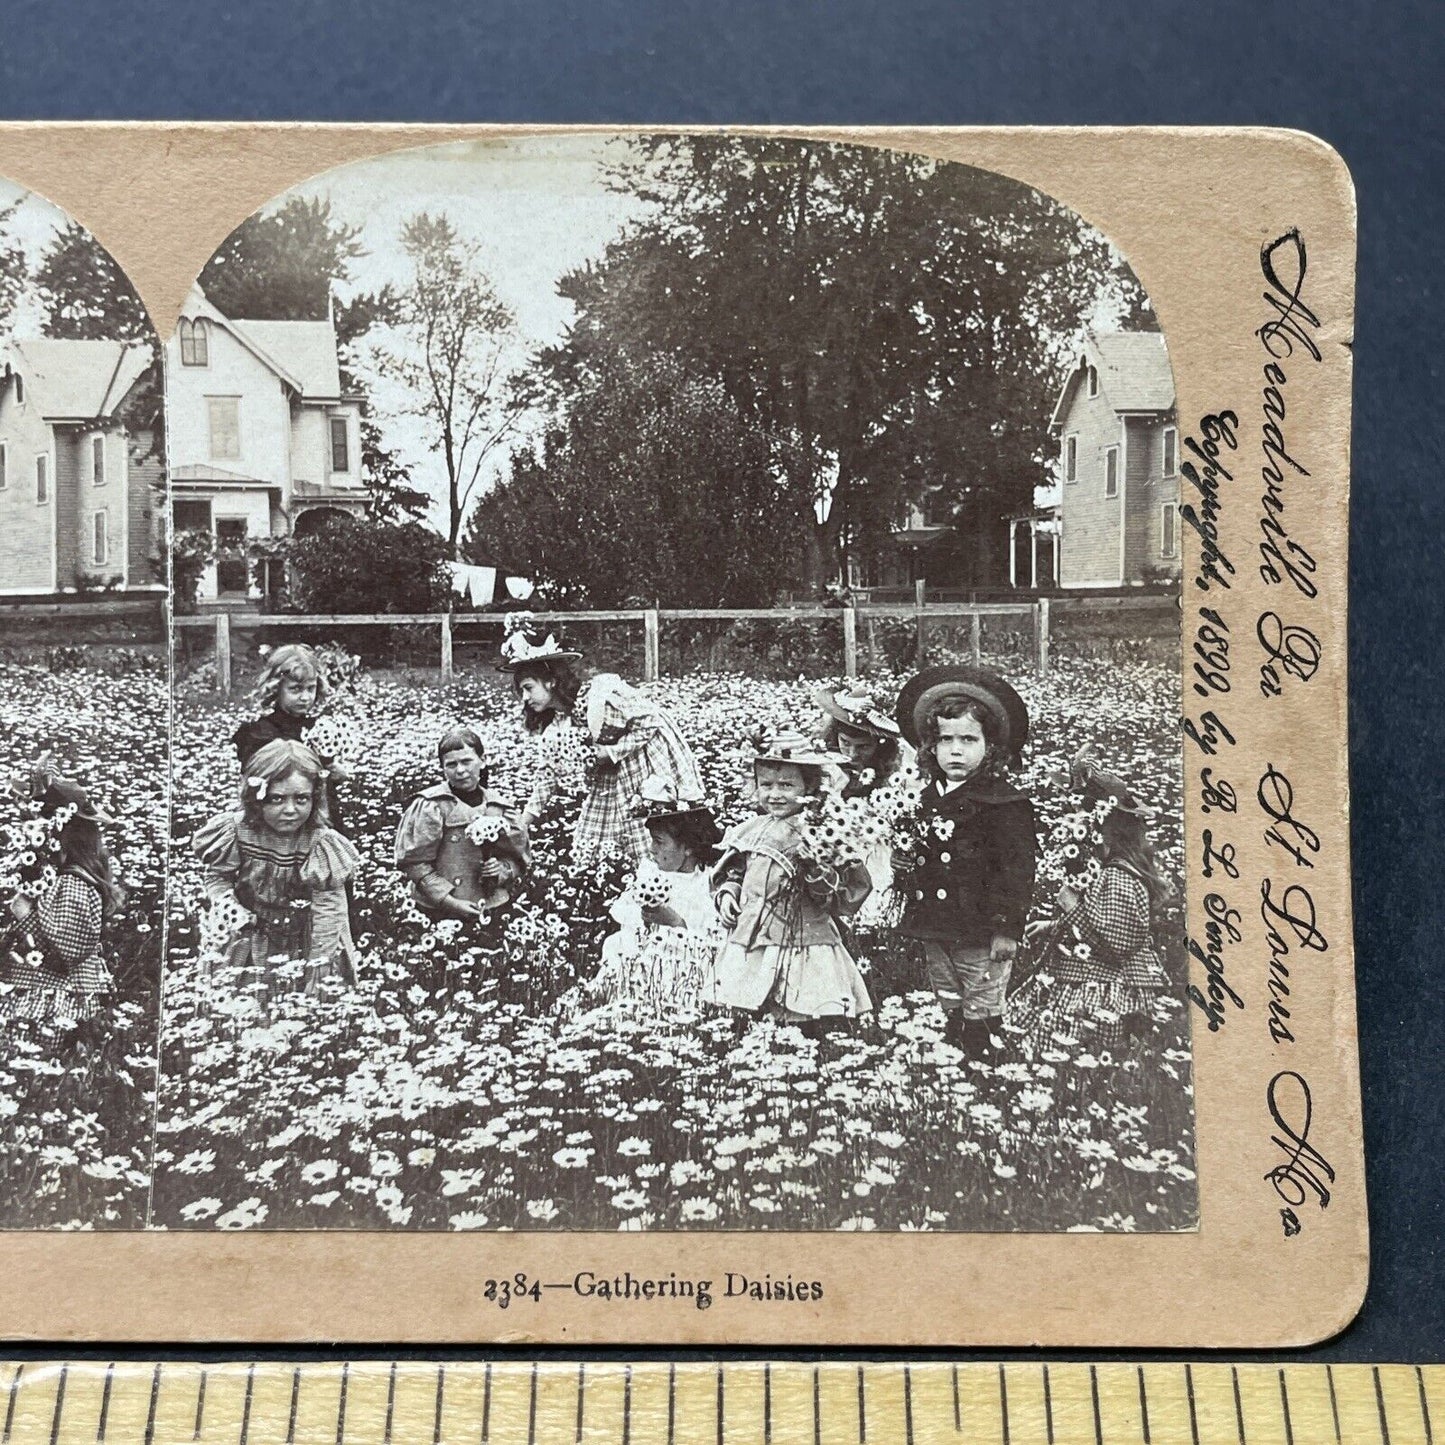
[0,179,168,1227]
[153,133,1195,1235]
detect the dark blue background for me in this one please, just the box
[3,0,1440,1361]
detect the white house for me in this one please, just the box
[165,286,367,602]
[0,339,162,595]
[1049,331,1179,588]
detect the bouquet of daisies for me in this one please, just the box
[464,814,506,848]
[865,759,931,864]
[0,802,68,968]
[540,719,590,791]
[796,793,889,873]
[629,857,673,910]
[304,712,361,769]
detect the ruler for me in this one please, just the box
[0,1361,1435,1444]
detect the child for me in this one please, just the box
[0,777,123,1026]
[1008,788,1173,1055]
[233,644,349,828]
[590,776,725,1012]
[894,665,1036,1059]
[707,732,872,1026]
[813,685,916,927]
[500,623,704,866]
[192,739,360,1005]
[813,685,911,800]
[394,725,530,923]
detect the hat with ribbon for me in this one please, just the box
[628,775,722,847]
[750,729,850,769]
[1072,750,1147,817]
[894,665,1030,762]
[496,614,582,672]
[812,686,902,741]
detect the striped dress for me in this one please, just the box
[192,812,360,1005]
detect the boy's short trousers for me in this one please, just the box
[923,940,1011,1019]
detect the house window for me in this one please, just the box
[1162,425,1178,478]
[1065,434,1078,483]
[35,454,48,504]
[92,511,108,566]
[92,435,106,485]
[207,396,240,459]
[330,416,350,473]
[0,442,7,490]
[179,317,210,367]
[1105,446,1119,498]
[1087,365,1099,398]
[1161,501,1179,559]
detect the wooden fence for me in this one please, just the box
[173,589,1176,696]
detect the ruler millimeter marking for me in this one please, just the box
[0,1362,1437,1444]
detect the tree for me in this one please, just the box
[0,201,23,334]
[360,413,430,523]
[282,516,452,614]
[198,196,365,322]
[466,360,800,607]
[32,222,152,343]
[361,213,526,549]
[533,136,1155,594]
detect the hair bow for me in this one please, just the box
[245,776,268,801]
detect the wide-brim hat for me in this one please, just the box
[39,776,114,826]
[751,730,850,769]
[1082,766,1147,818]
[895,665,1030,760]
[495,629,583,673]
[629,776,723,846]
[812,686,902,741]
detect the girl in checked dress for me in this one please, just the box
[502,622,703,866]
[0,777,124,1027]
[192,739,360,1006]
[1007,784,1172,1056]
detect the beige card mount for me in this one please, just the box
[0,124,1360,1346]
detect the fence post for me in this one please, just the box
[914,579,927,666]
[842,605,859,679]
[215,612,232,697]
[970,608,982,665]
[644,609,660,682]
[1036,596,1051,678]
[440,612,454,682]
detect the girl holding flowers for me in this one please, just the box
[0,771,124,1027]
[192,738,359,1004]
[813,685,915,928]
[589,776,725,1012]
[707,732,873,1026]
[1007,766,1173,1056]
[501,620,703,867]
[394,725,530,924]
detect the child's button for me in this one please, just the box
[936,888,948,900]
[940,851,951,863]
[915,889,924,900]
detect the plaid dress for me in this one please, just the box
[0,872,113,1025]
[531,675,704,866]
[1007,860,1168,1053]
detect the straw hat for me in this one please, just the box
[39,776,114,825]
[894,665,1030,761]
[496,623,582,672]
[751,729,850,768]
[812,686,902,741]
[629,776,723,848]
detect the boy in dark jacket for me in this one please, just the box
[895,667,1037,1059]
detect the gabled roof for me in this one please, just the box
[233,320,343,399]
[2,339,152,422]
[179,284,343,400]
[1050,330,1174,428]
